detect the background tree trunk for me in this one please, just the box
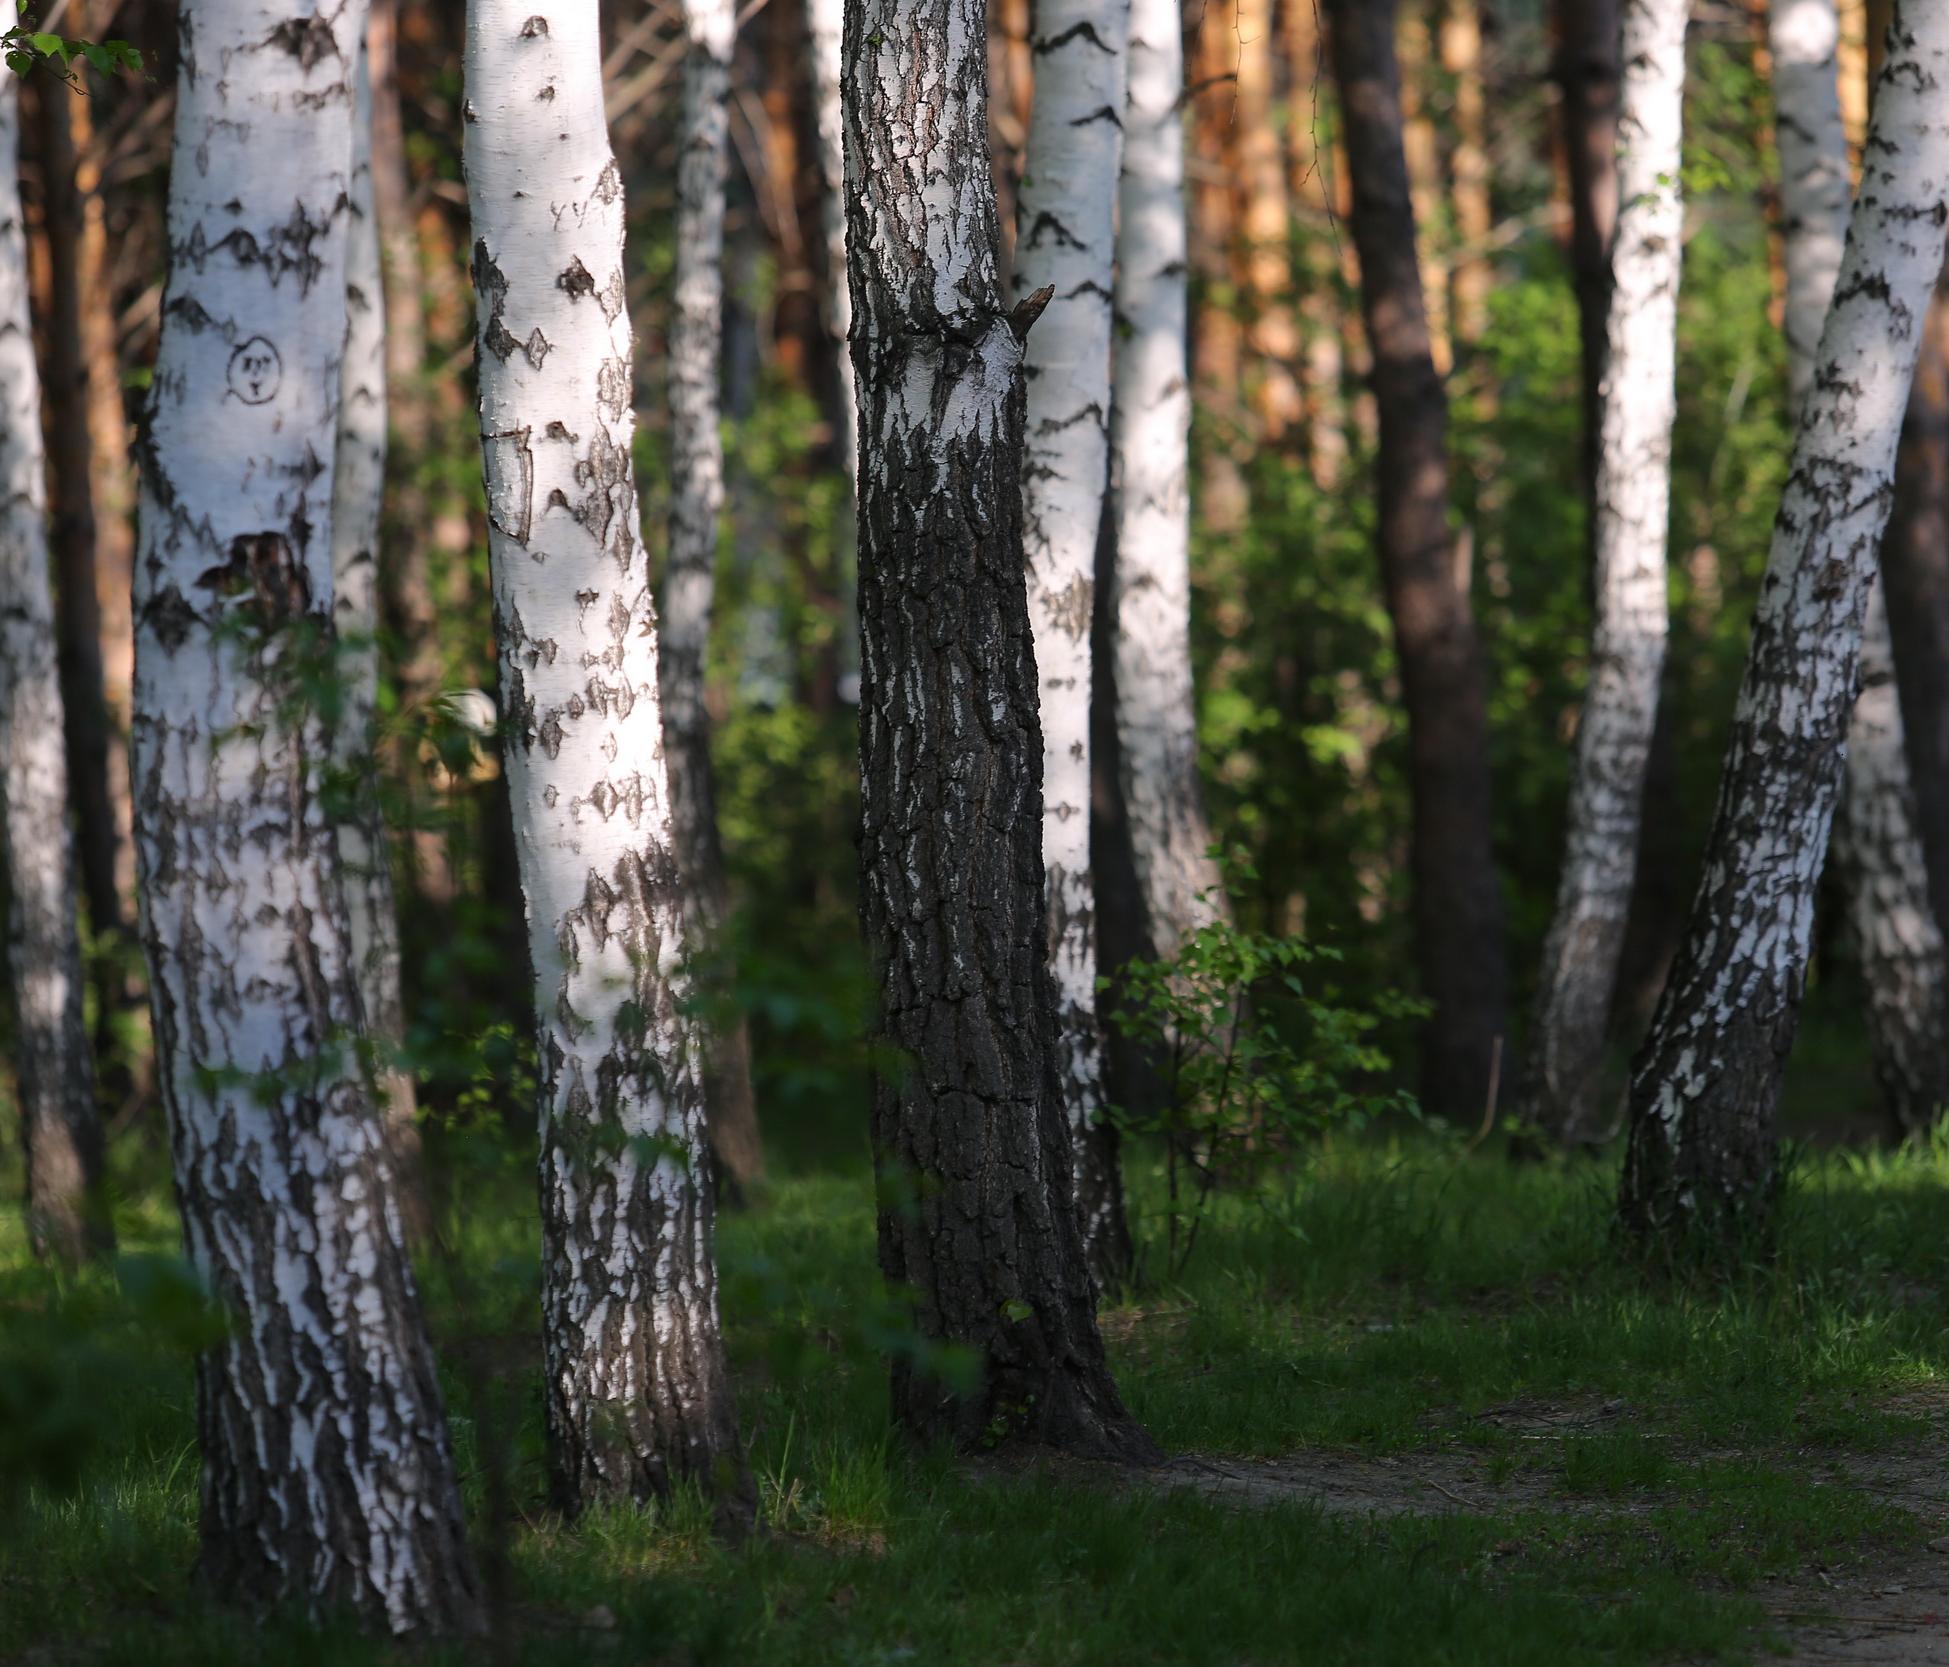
[1,28,110,1265]
[1553,0,1620,516]
[1326,0,1507,1121]
[1620,6,1949,1248]
[1015,0,1132,1286]
[1113,0,1229,963]
[133,0,478,1627]
[662,0,766,1196]
[1519,0,1686,1143]
[845,0,1155,1460]
[463,0,742,1509]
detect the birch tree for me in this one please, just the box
[1112,0,1228,960]
[1521,0,1686,1142]
[846,0,1155,1459]
[0,27,110,1264]
[660,0,766,1193]
[1772,0,1949,1134]
[1326,0,1506,1119]
[331,27,421,1197]
[1017,0,1132,1282]
[132,0,478,1627]
[1621,4,1949,1246]
[463,0,742,1506]
[1554,0,1620,504]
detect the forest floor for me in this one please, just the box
[6,1128,1949,1664]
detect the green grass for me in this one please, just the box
[5,1131,1949,1663]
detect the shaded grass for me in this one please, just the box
[3,1133,1948,1663]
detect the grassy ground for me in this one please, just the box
[5,1126,1949,1665]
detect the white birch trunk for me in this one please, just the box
[1522,0,1686,1141]
[0,19,108,1264]
[1111,0,1226,957]
[133,0,477,1628]
[1622,6,1949,1240]
[331,28,421,1182]
[1773,0,1949,1132]
[1016,0,1131,1279]
[463,0,740,1507]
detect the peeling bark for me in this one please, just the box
[1620,3,1949,1246]
[134,0,479,1629]
[0,17,110,1265]
[1016,0,1132,1284]
[1520,0,1686,1143]
[463,0,742,1508]
[1111,0,1228,962]
[661,0,764,1196]
[1327,0,1508,1120]
[845,0,1155,1459]
[332,28,423,1210]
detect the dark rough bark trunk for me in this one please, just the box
[1554,0,1620,516]
[31,66,128,950]
[1883,260,1949,937]
[1326,0,1508,1121]
[1619,5,1949,1248]
[844,0,1155,1458]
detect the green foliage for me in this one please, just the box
[2,26,141,81]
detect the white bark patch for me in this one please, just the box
[0,0,104,1263]
[1525,0,1686,1137]
[1624,3,1949,1233]
[463,0,737,1504]
[1111,0,1226,956]
[1017,0,1129,1255]
[133,0,476,1631]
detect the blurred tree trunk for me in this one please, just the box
[1015,0,1133,1286]
[1520,0,1684,1145]
[846,0,1155,1459]
[1189,0,1248,529]
[1440,0,1492,352]
[133,0,478,1624]
[1235,0,1301,442]
[662,0,765,1195]
[1113,0,1229,961]
[1621,10,1949,1249]
[32,31,133,956]
[464,0,744,1511]
[1327,0,1507,1122]
[333,30,425,1217]
[1283,0,1348,488]
[1,43,111,1265]
[1552,0,1619,516]
[1394,5,1449,377]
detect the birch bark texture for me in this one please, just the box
[133,0,478,1628]
[0,22,110,1264]
[1776,0,1949,1133]
[1620,4,1949,1245]
[1016,0,1132,1283]
[1326,0,1507,1120]
[1112,0,1228,960]
[462,0,741,1507]
[1520,0,1686,1143]
[844,0,1155,1460]
[661,0,766,1193]
[332,30,422,1188]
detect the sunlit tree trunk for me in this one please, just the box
[463,0,742,1508]
[1235,0,1301,440]
[1776,0,1949,1134]
[1441,0,1493,352]
[0,30,110,1266]
[1113,0,1229,962]
[1327,0,1507,1121]
[1621,7,1949,1246]
[661,0,765,1195]
[846,0,1155,1459]
[1553,0,1620,512]
[133,0,479,1627]
[333,32,423,1204]
[1283,0,1348,487]
[1188,0,1247,528]
[1015,0,1133,1285]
